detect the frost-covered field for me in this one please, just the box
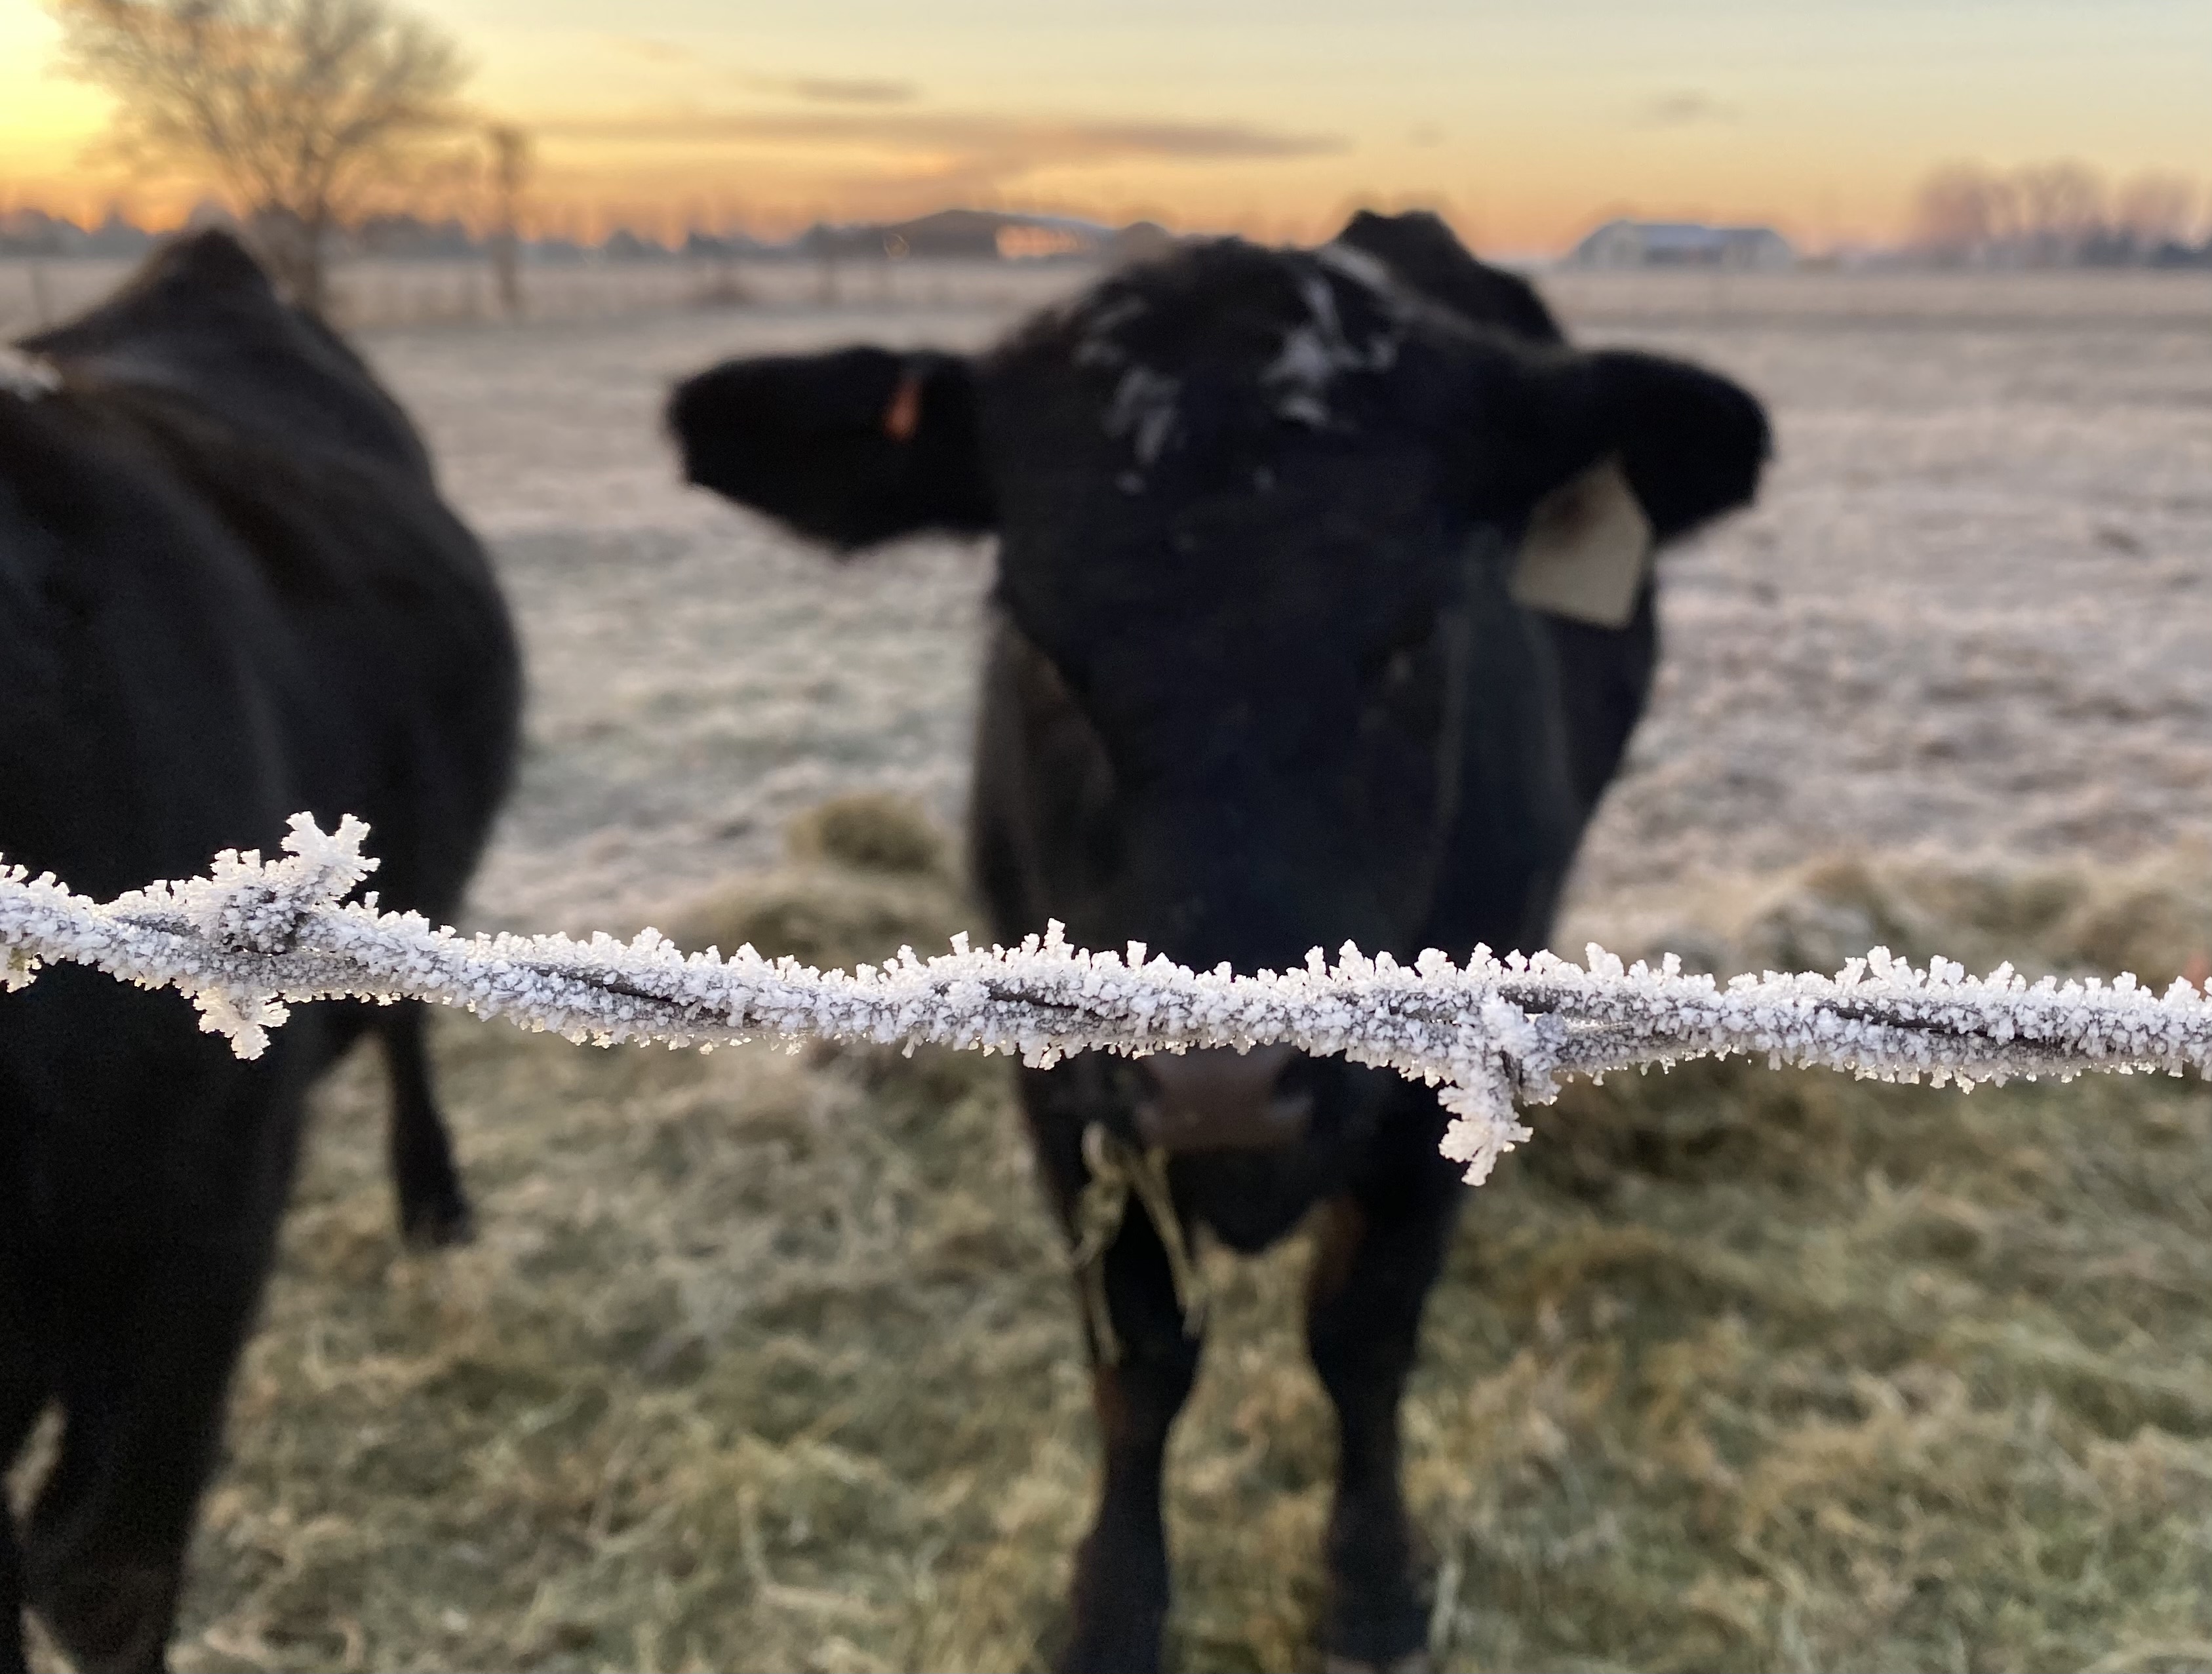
[347,266,2212,942]
[1549,269,2212,941]
[360,273,1078,931]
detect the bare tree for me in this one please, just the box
[484,123,530,319]
[2013,160,2107,262]
[54,0,468,312]
[1911,162,2018,261]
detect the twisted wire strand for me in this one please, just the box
[6,814,2209,1183]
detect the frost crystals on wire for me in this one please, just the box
[8,815,2212,1185]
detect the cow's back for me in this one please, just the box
[0,378,519,1077]
[0,388,305,895]
[80,382,523,913]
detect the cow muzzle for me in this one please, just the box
[1132,1043,1313,1153]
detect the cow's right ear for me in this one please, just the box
[667,347,995,552]
[1467,346,1769,546]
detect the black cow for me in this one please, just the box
[0,231,519,1671]
[669,211,1768,1674]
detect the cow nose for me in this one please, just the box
[1131,1043,1313,1153]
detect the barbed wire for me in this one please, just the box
[6,814,2211,1183]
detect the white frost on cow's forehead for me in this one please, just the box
[1069,253,1404,489]
[1072,292,1146,369]
[0,346,60,400]
[1069,288,1181,491]
[1105,363,1181,472]
[1262,263,1401,431]
[1313,239,1395,295]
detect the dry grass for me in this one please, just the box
[23,798,2212,1671]
[658,794,968,972]
[1576,843,2212,993]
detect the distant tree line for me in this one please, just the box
[0,201,774,264]
[0,205,1151,267]
[0,205,800,265]
[0,206,157,258]
[0,202,545,262]
[1912,161,2209,268]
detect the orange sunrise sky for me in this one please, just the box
[3,0,2208,254]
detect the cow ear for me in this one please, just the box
[1479,347,1769,544]
[667,347,995,552]
[1580,349,1770,542]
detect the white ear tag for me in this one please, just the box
[1509,457,1653,629]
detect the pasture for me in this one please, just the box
[17,264,2212,1671]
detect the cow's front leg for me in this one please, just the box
[1063,1193,1202,1674]
[1022,1086,1202,1674]
[1306,1155,1462,1673]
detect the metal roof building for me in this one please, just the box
[1568,219,1795,270]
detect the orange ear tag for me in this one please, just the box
[884,372,923,442]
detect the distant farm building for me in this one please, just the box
[799,211,1178,265]
[1568,220,1795,271]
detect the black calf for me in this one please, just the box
[671,210,1768,1672]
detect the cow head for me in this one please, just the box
[17,229,433,480]
[671,214,1768,984]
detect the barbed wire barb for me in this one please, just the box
[7,814,2212,1184]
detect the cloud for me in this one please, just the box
[766,77,918,106]
[604,36,690,64]
[585,49,913,104]
[522,104,1349,225]
[1632,91,1737,129]
[532,106,1347,174]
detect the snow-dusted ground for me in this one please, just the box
[347,268,2212,938]
[363,285,1073,931]
[1555,272,2212,917]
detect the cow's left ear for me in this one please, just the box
[667,347,995,552]
[1581,349,1770,542]
[1478,347,1769,544]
